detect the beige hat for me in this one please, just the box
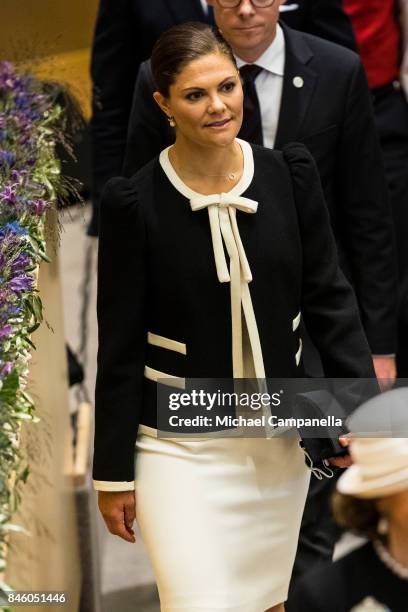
[337,437,408,498]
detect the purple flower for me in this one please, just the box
[11,169,27,182]
[10,112,32,133]
[0,324,12,339]
[0,362,13,379]
[19,135,35,149]
[0,61,14,73]
[9,275,33,294]
[30,198,47,216]
[0,61,16,90]
[0,185,17,204]
[11,253,30,275]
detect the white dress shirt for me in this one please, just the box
[279,2,300,13]
[200,0,209,15]
[236,24,285,149]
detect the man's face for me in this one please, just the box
[207,0,285,59]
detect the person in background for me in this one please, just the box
[290,434,408,612]
[88,0,212,238]
[124,0,398,388]
[280,0,356,50]
[88,0,357,237]
[122,0,398,593]
[343,0,408,379]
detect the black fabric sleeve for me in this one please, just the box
[122,61,172,177]
[336,59,398,354]
[288,567,334,612]
[89,0,140,235]
[92,177,147,483]
[283,142,375,380]
[303,0,357,50]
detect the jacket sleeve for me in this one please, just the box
[288,565,336,612]
[92,177,147,491]
[336,58,398,354]
[283,142,375,380]
[279,0,357,51]
[304,0,357,50]
[89,0,140,236]
[122,60,173,177]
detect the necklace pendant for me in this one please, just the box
[228,173,236,181]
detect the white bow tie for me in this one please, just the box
[190,191,277,437]
[190,193,258,284]
[190,192,264,381]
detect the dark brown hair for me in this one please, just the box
[151,22,237,97]
[332,491,382,541]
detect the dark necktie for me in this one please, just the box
[239,64,264,146]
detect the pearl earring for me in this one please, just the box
[377,517,389,535]
[167,115,176,128]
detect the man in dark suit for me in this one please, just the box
[88,0,212,237]
[343,0,408,380]
[89,0,356,236]
[122,0,398,595]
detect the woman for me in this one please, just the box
[289,434,408,612]
[93,23,374,612]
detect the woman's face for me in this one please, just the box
[154,51,243,148]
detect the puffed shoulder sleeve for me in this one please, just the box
[282,142,375,379]
[92,177,147,491]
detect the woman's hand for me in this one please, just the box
[327,435,353,469]
[98,490,136,543]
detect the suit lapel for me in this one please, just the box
[274,25,318,148]
[163,0,206,23]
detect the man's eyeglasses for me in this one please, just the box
[216,0,277,8]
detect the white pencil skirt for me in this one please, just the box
[134,426,310,612]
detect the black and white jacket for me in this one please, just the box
[93,142,374,491]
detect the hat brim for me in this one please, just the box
[337,465,408,498]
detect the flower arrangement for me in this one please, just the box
[0,60,79,596]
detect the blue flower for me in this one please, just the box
[0,222,28,237]
[0,149,15,166]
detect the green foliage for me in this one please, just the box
[0,61,81,582]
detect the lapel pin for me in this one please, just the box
[293,76,304,89]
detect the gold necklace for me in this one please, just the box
[170,146,243,181]
[180,168,241,181]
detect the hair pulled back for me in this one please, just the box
[331,492,382,542]
[151,22,237,97]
